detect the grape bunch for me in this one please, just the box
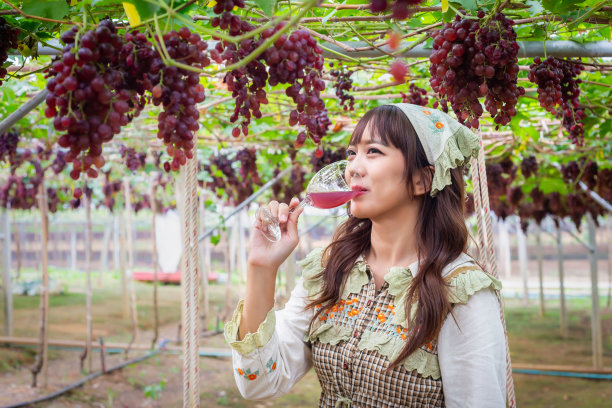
[596,168,612,203]
[120,145,146,172]
[401,84,429,106]
[263,24,330,147]
[151,27,208,171]
[0,130,19,163]
[311,147,347,172]
[204,150,261,205]
[271,165,307,205]
[528,57,585,145]
[50,150,68,174]
[213,12,268,138]
[369,0,424,19]
[46,19,137,181]
[429,11,525,129]
[0,18,20,86]
[102,174,123,211]
[520,156,538,178]
[329,63,355,111]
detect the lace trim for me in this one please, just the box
[223,300,276,355]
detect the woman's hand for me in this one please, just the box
[248,197,304,272]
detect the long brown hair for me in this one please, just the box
[305,105,468,369]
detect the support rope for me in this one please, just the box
[471,136,516,408]
[182,149,200,408]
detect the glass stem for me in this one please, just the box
[289,195,312,213]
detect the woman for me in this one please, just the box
[224,104,507,407]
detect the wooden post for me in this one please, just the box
[123,178,138,358]
[229,211,237,282]
[556,225,567,338]
[516,217,529,303]
[150,175,160,349]
[85,191,93,372]
[199,194,210,332]
[113,214,120,271]
[31,182,49,388]
[118,213,129,320]
[223,229,233,317]
[100,222,111,285]
[536,225,545,316]
[2,208,13,336]
[586,213,603,368]
[237,209,247,286]
[70,225,77,271]
[607,216,612,308]
[498,219,512,280]
[14,217,22,279]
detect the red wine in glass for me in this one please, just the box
[308,190,361,209]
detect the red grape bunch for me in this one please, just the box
[0,130,19,163]
[528,57,585,145]
[263,24,330,148]
[330,63,355,111]
[150,27,208,172]
[401,84,429,106]
[204,150,261,205]
[120,145,147,172]
[369,0,424,20]
[46,19,137,181]
[0,17,20,86]
[520,155,538,178]
[429,11,525,129]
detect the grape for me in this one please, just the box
[120,145,147,172]
[401,84,429,106]
[596,168,612,203]
[0,130,19,163]
[429,12,524,129]
[520,156,538,178]
[368,0,423,18]
[528,57,585,145]
[330,63,355,111]
[0,18,20,87]
[389,59,407,82]
[204,149,262,205]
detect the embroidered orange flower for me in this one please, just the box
[396,326,402,334]
[329,313,335,318]
[248,374,257,380]
[401,334,407,341]
[375,308,380,312]
[237,368,244,375]
[423,110,431,115]
[435,122,444,129]
[377,313,387,323]
[352,297,359,303]
[272,362,277,370]
[427,342,433,351]
[320,316,327,321]
[387,305,394,310]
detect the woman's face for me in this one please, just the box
[345,125,417,220]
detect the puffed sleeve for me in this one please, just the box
[438,287,507,408]
[223,277,314,400]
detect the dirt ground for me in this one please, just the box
[1,250,612,408]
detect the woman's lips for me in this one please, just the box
[351,186,368,195]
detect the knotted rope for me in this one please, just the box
[470,134,516,408]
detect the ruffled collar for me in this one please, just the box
[355,252,477,325]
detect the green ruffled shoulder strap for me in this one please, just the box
[444,264,502,305]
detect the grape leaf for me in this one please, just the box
[253,0,276,18]
[20,0,69,21]
[122,0,162,21]
[537,177,568,194]
[457,0,478,12]
[525,0,545,15]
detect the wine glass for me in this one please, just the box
[258,160,362,242]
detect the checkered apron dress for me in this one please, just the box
[310,273,445,408]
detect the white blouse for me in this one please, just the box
[224,253,507,407]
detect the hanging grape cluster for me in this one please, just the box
[0,17,20,86]
[329,63,355,111]
[369,0,423,19]
[401,84,429,106]
[271,165,307,205]
[485,156,609,231]
[211,2,330,148]
[528,57,585,145]
[203,148,262,205]
[429,11,525,129]
[120,145,146,172]
[0,130,19,163]
[46,20,208,179]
